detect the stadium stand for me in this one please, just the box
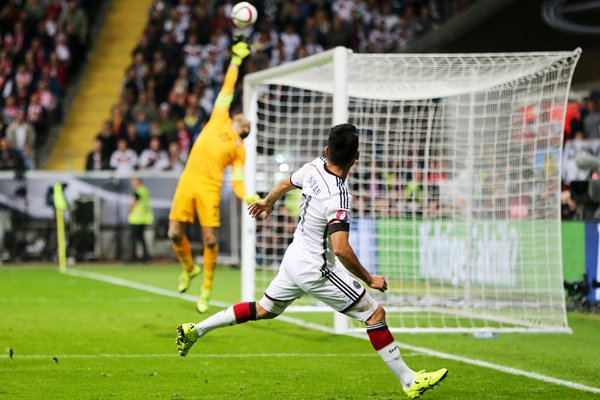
[46,0,154,170]
[68,0,476,172]
[0,0,103,170]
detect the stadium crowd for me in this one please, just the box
[84,0,474,173]
[3,0,598,223]
[0,0,102,170]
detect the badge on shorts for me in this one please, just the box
[336,210,348,222]
[353,280,361,289]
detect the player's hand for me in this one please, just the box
[231,40,251,65]
[247,198,272,220]
[243,194,260,205]
[368,275,387,292]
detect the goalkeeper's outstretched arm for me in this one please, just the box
[212,40,251,113]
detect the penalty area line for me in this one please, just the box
[65,268,600,395]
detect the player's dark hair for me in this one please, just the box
[327,123,359,168]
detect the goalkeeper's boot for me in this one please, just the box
[177,264,201,293]
[403,368,448,399]
[175,323,197,357]
[196,288,211,313]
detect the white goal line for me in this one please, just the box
[65,268,600,395]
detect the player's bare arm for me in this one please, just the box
[330,230,387,292]
[247,176,296,219]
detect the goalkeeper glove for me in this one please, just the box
[231,40,251,66]
[244,194,260,205]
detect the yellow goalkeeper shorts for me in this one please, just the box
[169,173,221,228]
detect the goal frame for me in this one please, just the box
[241,47,579,334]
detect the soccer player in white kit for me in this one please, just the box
[176,124,448,399]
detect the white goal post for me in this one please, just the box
[242,47,581,334]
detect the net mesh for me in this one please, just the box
[248,50,580,332]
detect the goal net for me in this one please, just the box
[242,47,580,333]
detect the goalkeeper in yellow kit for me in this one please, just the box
[168,38,258,313]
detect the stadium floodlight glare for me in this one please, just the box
[242,47,581,334]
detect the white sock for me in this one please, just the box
[194,306,236,338]
[377,342,415,389]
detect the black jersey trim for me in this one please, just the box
[327,221,350,234]
[340,289,366,313]
[335,176,349,209]
[326,271,360,301]
[264,292,295,303]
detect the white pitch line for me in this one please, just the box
[64,269,230,307]
[389,343,600,394]
[65,268,600,394]
[4,353,383,360]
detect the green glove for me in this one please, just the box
[244,194,260,205]
[231,41,251,66]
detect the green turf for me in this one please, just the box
[1,264,599,399]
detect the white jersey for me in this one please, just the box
[289,157,352,270]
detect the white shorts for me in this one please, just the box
[259,242,379,323]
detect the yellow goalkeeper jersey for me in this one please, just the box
[183,64,245,190]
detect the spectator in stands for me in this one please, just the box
[304,32,324,56]
[95,119,116,160]
[324,15,350,49]
[59,0,88,72]
[110,137,137,173]
[0,136,25,171]
[403,169,424,216]
[121,65,144,101]
[280,24,301,62]
[125,122,144,155]
[132,50,149,81]
[157,102,177,138]
[130,91,157,122]
[85,137,108,171]
[166,141,185,173]
[55,33,71,66]
[134,111,151,148]
[583,92,600,139]
[35,79,58,120]
[27,93,46,141]
[183,105,202,140]
[1,96,18,133]
[139,136,169,171]
[110,104,126,137]
[172,66,191,97]
[183,33,203,78]
[6,110,36,169]
[175,119,191,158]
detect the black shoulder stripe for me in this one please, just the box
[336,177,349,209]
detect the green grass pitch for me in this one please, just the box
[1,264,599,399]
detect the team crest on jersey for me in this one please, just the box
[336,210,348,222]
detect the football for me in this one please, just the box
[231,2,258,29]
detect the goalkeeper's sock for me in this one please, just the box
[366,322,415,389]
[173,235,195,272]
[201,245,218,291]
[195,301,257,337]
